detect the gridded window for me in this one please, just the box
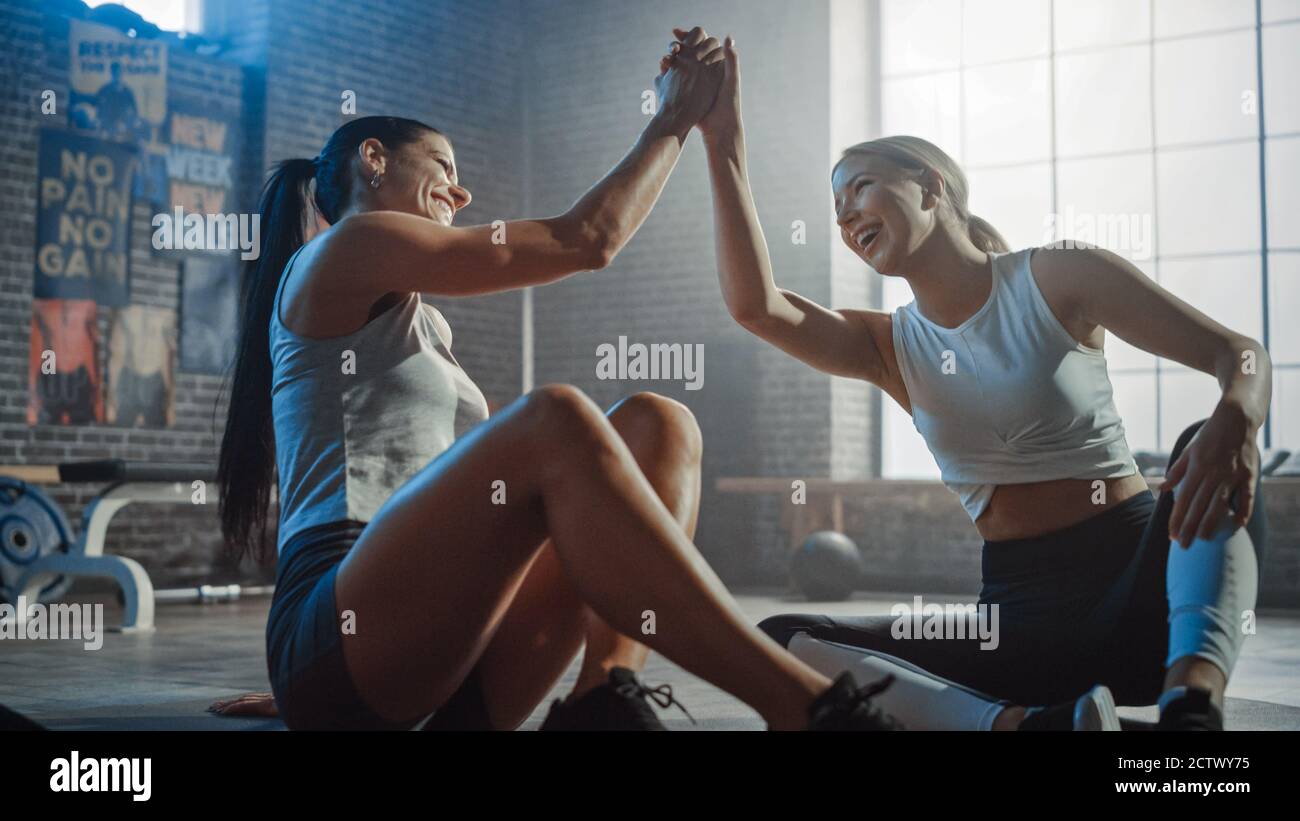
[1267,137,1300,246]
[877,0,1299,475]
[1055,153,1155,263]
[1055,46,1152,156]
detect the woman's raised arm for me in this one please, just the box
[320,28,726,298]
[699,36,891,385]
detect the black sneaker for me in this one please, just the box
[539,667,693,731]
[805,672,902,731]
[1157,688,1223,731]
[1019,685,1120,731]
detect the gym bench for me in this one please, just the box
[0,460,218,633]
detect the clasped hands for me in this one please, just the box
[654,26,740,143]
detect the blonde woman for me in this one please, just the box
[689,29,1268,731]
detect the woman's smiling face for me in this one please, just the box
[373,130,472,226]
[831,152,937,275]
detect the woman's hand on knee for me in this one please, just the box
[1164,402,1259,546]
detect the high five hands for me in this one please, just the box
[654,26,740,141]
[670,27,742,144]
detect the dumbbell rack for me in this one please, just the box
[2,460,218,633]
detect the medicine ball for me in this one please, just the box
[0,477,74,605]
[791,530,862,602]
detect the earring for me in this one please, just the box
[370,172,382,189]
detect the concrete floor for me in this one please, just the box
[2,590,1298,730]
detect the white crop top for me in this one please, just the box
[890,248,1139,522]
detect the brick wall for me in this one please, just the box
[0,0,525,589]
[0,0,248,586]
[219,0,527,408]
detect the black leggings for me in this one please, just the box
[759,421,1267,707]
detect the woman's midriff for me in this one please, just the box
[975,473,1154,541]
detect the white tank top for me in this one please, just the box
[269,246,490,551]
[890,248,1139,522]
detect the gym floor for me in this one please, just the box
[3,590,1299,731]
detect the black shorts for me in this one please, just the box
[266,519,492,730]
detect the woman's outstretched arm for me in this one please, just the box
[698,36,894,386]
[323,28,727,298]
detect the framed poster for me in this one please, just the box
[34,129,135,306]
[27,299,102,426]
[68,18,168,206]
[106,304,177,428]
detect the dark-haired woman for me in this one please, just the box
[216,30,893,731]
[693,35,1268,730]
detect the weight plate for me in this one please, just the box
[0,477,74,604]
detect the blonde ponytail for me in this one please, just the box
[967,214,1009,253]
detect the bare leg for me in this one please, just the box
[469,392,702,728]
[334,385,829,730]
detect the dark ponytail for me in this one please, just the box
[217,117,440,563]
[216,157,315,563]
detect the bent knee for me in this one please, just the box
[522,384,604,429]
[609,392,703,461]
[519,384,622,469]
